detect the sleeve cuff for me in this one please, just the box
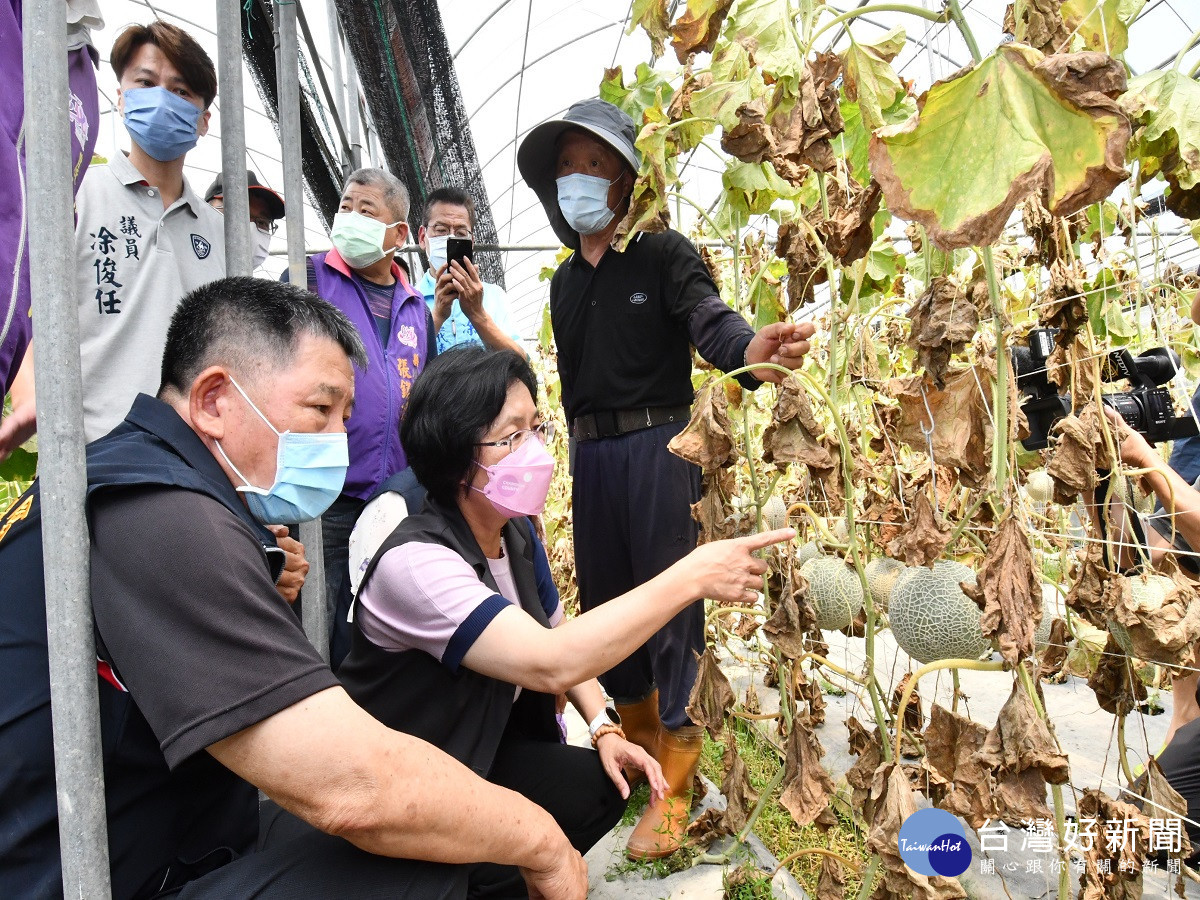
[442,594,510,673]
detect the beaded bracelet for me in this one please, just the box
[590,723,625,748]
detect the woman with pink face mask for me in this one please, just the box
[337,347,792,890]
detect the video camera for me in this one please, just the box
[1011,327,1199,450]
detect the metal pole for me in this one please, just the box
[277,0,330,660]
[344,37,364,170]
[217,0,252,276]
[324,0,350,176]
[23,1,112,895]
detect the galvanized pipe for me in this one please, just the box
[344,39,364,170]
[277,0,330,660]
[217,0,252,275]
[23,0,112,895]
[324,0,350,176]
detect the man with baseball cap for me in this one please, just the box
[206,169,286,272]
[518,98,815,860]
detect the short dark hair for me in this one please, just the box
[401,347,538,506]
[422,187,477,230]
[111,21,218,108]
[159,276,368,395]
[343,168,410,223]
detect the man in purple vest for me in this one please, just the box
[293,168,436,654]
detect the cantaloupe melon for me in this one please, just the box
[762,494,787,531]
[796,541,822,566]
[1107,573,1174,656]
[889,561,990,664]
[864,557,905,612]
[1026,470,1053,504]
[799,555,864,631]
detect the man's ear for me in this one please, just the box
[393,223,410,250]
[198,107,212,139]
[416,224,428,251]
[190,366,234,441]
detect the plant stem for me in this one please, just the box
[1117,711,1135,785]
[946,0,982,63]
[1172,27,1200,70]
[772,846,862,875]
[982,245,1010,501]
[804,3,947,57]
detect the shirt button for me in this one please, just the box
[147,189,155,196]
[591,301,596,306]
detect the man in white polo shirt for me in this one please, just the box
[0,20,224,452]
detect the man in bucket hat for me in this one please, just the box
[518,98,814,860]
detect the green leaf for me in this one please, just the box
[838,93,917,187]
[599,64,675,126]
[0,446,36,483]
[840,26,906,131]
[614,104,678,248]
[722,0,802,83]
[1080,201,1119,245]
[869,44,1130,251]
[538,302,554,352]
[714,159,801,232]
[1060,0,1144,56]
[1086,268,1135,345]
[538,246,574,283]
[749,270,786,331]
[1121,68,1200,217]
[629,0,671,58]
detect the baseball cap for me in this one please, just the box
[517,98,640,249]
[204,169,285,220]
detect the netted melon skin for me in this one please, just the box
[796,542,822,566]
[865,558,905,612]
[1107,574,1174,657]
[889,561,990,664]
[1035,583,1063,650]
[762,495,787,531]
[800,556,864,632]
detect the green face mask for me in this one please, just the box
[330,211,400,269]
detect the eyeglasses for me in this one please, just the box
[476,421,555,453]
[253,218,279,236]
[428,223,474,239]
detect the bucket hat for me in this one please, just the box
[517,98,639,249]
[204,169,285,220]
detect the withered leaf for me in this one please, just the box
[886,492,950,568]
[767,53,844,182]
[1088,634,1147,716]
[886,368,994,487]
[1037,618,1072,682]
[1004,0,1071,56]
[815,173,883,266]
[774,217,828,310]
[1135,756,1193,896]
[669,0,734,62]
[719,742,759,834]
[978,680,1070,786]
[922,704,996,830]
[1077,788,1149,900]
[778,713,836,828]
[669,379,735,472]
[1110,573,1200,670]
[890,672,925,733]
[845,716,884,816]
[721,99,773,162]
[867,763,968,899]
[686,648,735,736]
[962,513,1042,665]
[762,376,835,470]
[816,854,847,900]
[796,664,826,726]
[1045,407,1101,504]
[906,276,980,388]
[685,807,726,845]
[691,468,739,544]
[1066,541,1115,628]
[762,581,812,659]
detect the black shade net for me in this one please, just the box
[335,0,505,287]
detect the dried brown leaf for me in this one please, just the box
[721,99,773,162]
[1111,573,1200,670]
[762,581,813,659]
[906,276,980,388]
[719,743,759,834]
[1037,618,1072,681]
[691,468,739,544]
[886,492,950,568]
[1045,407,1103,504]
[778,713,836,828]
[816,854,847,900]
[1066,541,1115,628]
[887,368,993,487]
[669,380,735,472]
[686,648,735,736]
[816,173,883,266]
[1077,788,1149,900]
[763,376,835,470]
[775,218,827,310]
[669,0,734,62]
[767,53,844,182]
[1088,634,1148,715]
[1004,0,1071,55]
[978,680,1070,786]
[867,763,968,899]
[922,704,996,830]
[962,513,1042,665]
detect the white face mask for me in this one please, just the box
[426,234,448,272]
[557,172,619,235]
[252,228,272,270]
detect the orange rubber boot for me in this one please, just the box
[625,725,703,860]
[615,690,661,788]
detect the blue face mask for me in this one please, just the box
[556,172,619,235]
[123,86,202,162]
[214,376,349,525]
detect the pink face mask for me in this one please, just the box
[472,436,555,518]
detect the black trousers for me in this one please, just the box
[573,421,705,730]
[1144,716,1200,864]
[176,736,625,899]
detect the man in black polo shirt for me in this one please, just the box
[0,278,586,898]
[518,98,814,859]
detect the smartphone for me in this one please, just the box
[446,237,473,270]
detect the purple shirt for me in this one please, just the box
[309,248,430,500]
